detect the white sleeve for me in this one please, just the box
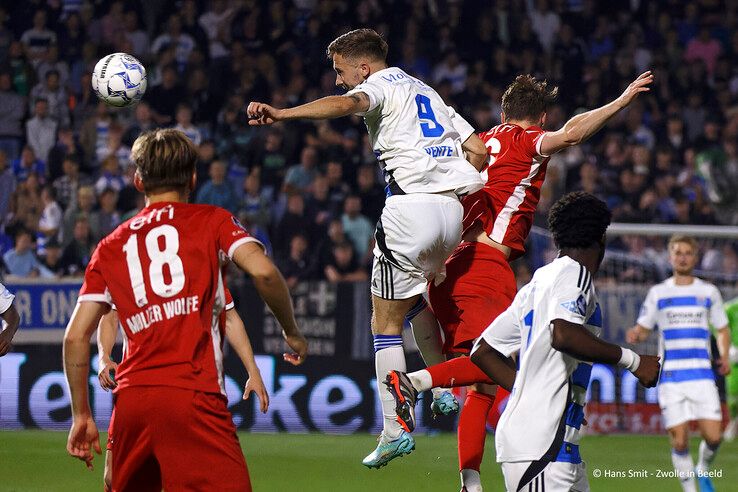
[446,105,475,143]
[550,264,593,326]
[636,287,658,330]
[346,79,384,115]
[0,283,15,315]
[709,285,729,329]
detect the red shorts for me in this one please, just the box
[109,386,251,492]
[429,242,516,354]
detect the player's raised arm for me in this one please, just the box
[96,310,118,391]
[539,71,654,156]
[247,93,371,125]
[224,307,269,412]
[231,241,308,365]
[64,300,108,470]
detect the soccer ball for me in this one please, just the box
[92,53,147,108]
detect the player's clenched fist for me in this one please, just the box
[633,354,661,387]
[247,102,283,126]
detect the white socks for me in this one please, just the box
[696,440,719,473]
[374,337,406,440]
[460,469,482,492]
[671,449,697,492]
[408,369,434,393]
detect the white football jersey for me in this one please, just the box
[0,282,14,314]
[473,256,600,463]
[637,277,727,384]
[347,67,484,196]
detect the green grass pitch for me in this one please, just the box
[3,431,738,491]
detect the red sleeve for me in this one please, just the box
[214,209,264,259]
[78,244,112,305]
[224,286,234,310]
[523,127,548,158]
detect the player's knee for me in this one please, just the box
[705,436,722,448]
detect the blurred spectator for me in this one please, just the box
[305,174,336,228]
[25,99,57,164]
[152,15,196,69]
[528,0,561,52]
[53,157,90,210]
[147,64,185,124]
[284,146,318,195]
[96,123,131,170]
[356,165,384,223]
[36,46,70,90]
[9,171,42,232]
[122,11,149,60]
[341,195,373,265]
[0,151,16,227]
[273,194,316,258]
[433,51,467,94]
[101,1,126,47]
[0,71,25,160]
[196,160,238,213]
[239,172,270,231]
[20,10,56,63]
[198,0,235,60]
[95,156,126,195]
[37,186,62,254]
[60,215,93,276]
[3,228,52,278]
[80,102,113,171]
[324,241,368,283]
[62,185,100,246]
[41,237,64,277]
[684,25,721,76]
[29,70,70,126]
[57,13,86,64]
[47,126,86,180]
[277,233,318,289]
[123,102,155,147]
[248,128,289,194]
[174,104,203,146]
[326,161,350,214]
[98,188,122,237]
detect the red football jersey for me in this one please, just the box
[79,202,261,395]
[462,124,550,260]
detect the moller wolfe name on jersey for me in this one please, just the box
[125,295,200,334]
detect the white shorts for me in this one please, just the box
[658,380,722,429]
[501,460,589,492]
[371,193,462,300]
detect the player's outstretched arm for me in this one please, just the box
[461,133,488,171]
[551,318,661,387]
[247,93,370,125]
[0,305,20,356]
[224,308,269,412]
[232,242,308,365]
[470,339,517,392]
[539,71,654,156]
[96,310,118,391]
[64,301,108,470]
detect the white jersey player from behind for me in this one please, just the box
[627,235,731,492]
[470,192,661,492]
[247,28,487,467]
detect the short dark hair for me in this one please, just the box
[501,75,558,122]
[131,129,197,193]
[326,28,388,62]
[547,192,612,250]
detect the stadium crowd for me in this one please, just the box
[0,0,737,283]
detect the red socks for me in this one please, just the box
[427,356,494,388]
[458,390,495,472]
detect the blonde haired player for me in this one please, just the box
[627,235,731,492]
[248,28,486,467]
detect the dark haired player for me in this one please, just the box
[386,72,653,490]
[470,192,661,491]
[248,28,488,467]
[63,129,307,491]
